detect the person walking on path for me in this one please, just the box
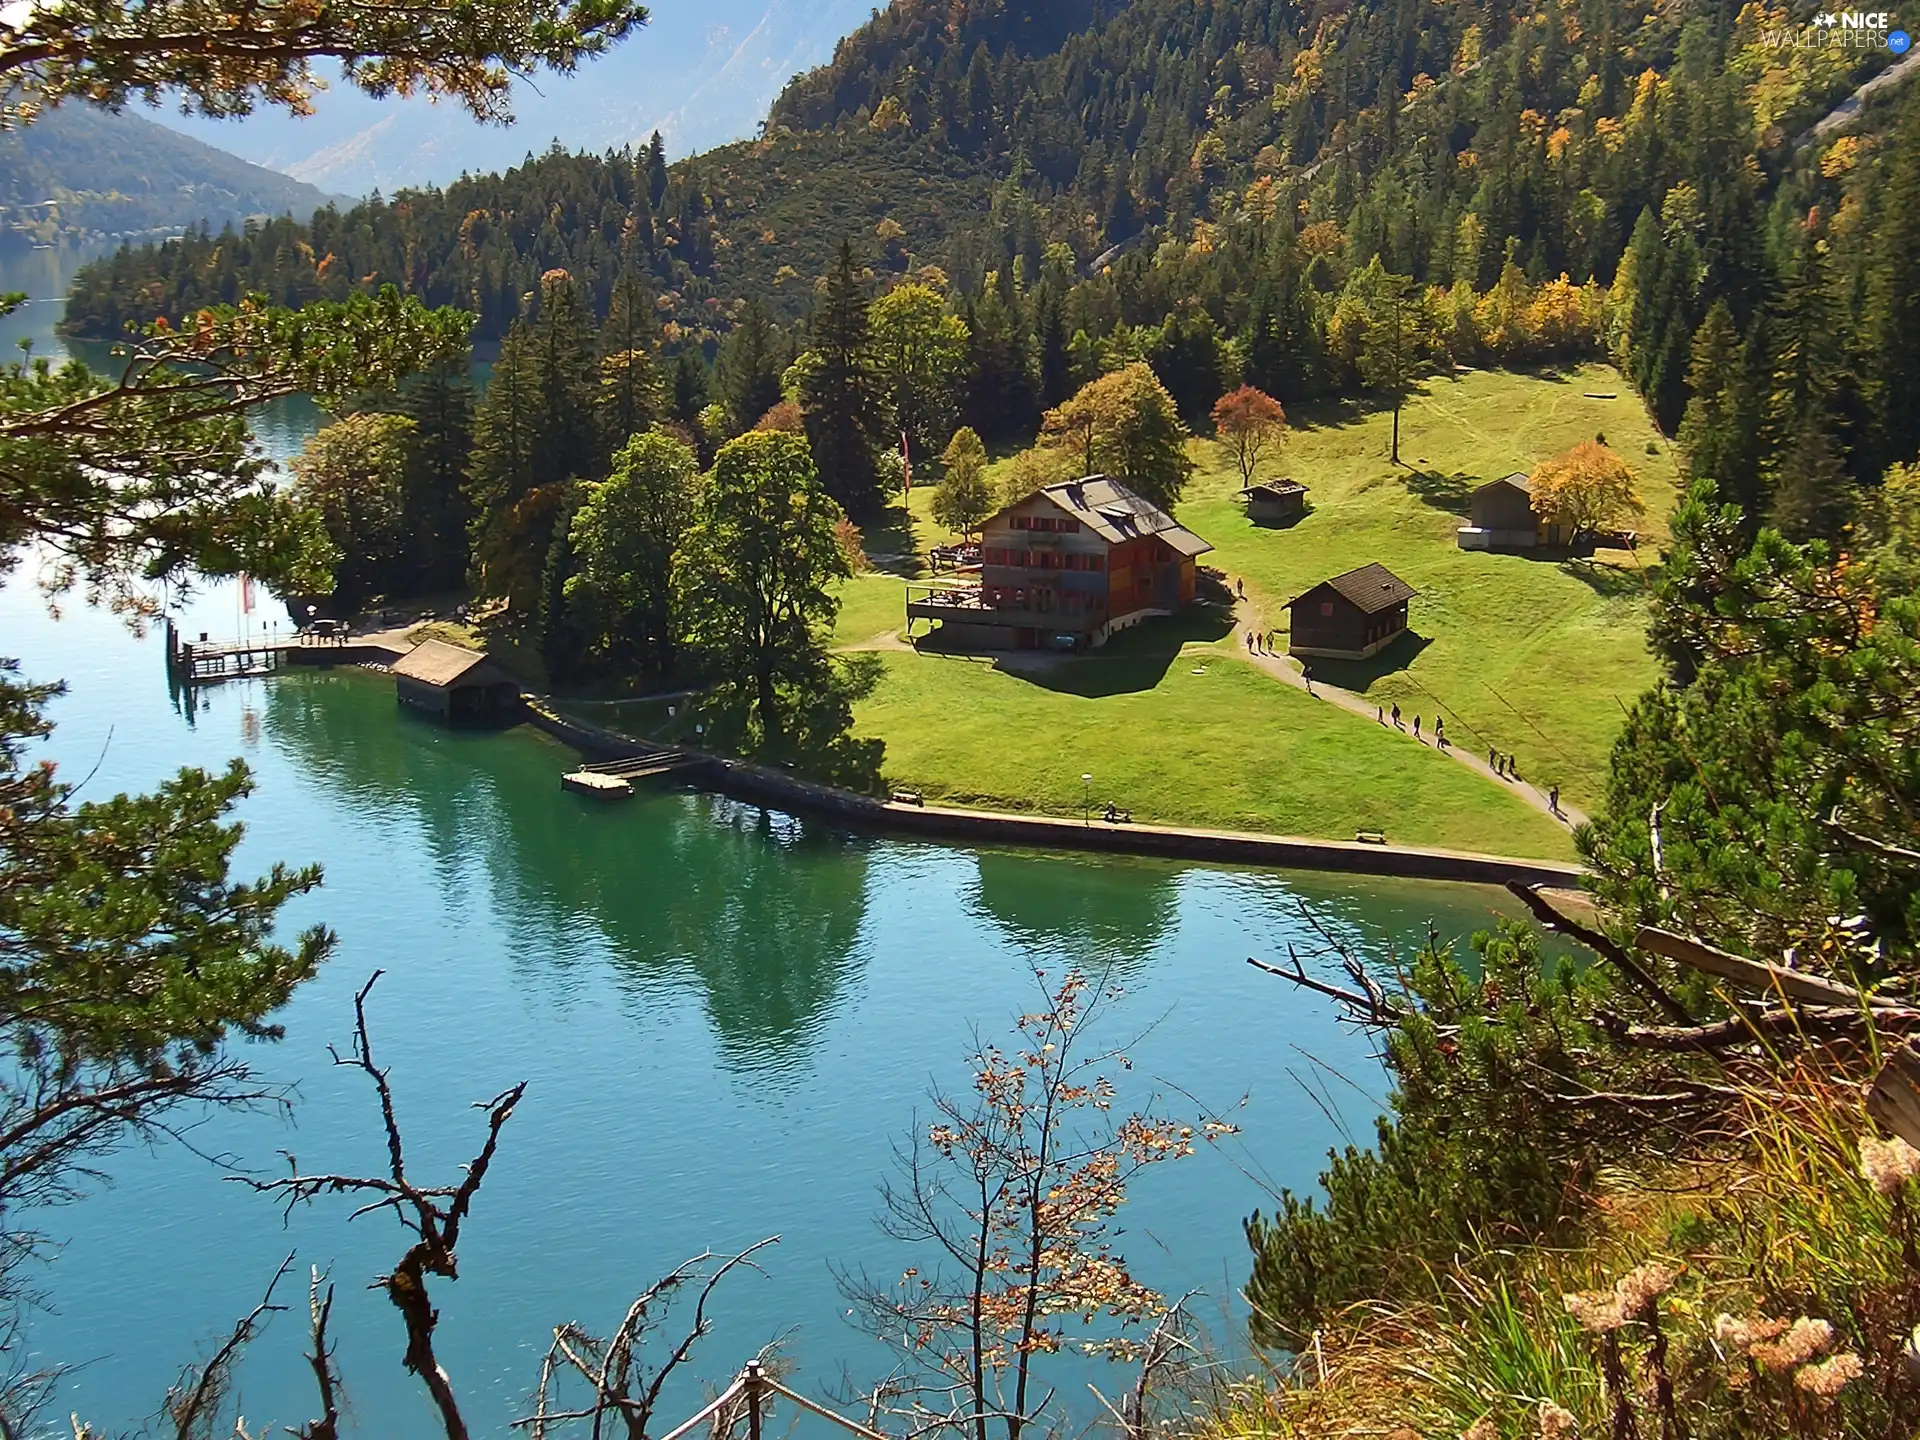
[1245,631,1254,653]
[1237,577,1245,599]
[1549,785,1560,817]
[1488,747,1497,770]
[1412,715,1421,740]
[1434,716,1447,749]
[1391,703,1401,728]
[1378,705,1386,724]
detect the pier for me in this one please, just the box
[560,749,710,799]
[165,618,406,685]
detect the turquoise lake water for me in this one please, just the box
[0,250,1540,1437]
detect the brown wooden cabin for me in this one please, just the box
[1457,473,1566,551]
[907,475,1212,652]
[1241,481,1308,525]
[391,639,520,718]
[1287,563,1418,661]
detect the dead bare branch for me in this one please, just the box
[166,1254,295,1440]
[1505,885,1697,1025]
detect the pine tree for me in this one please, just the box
[599,267,662,450]
[1765,221,1851,539]
[538,486,590,683]
[395,356,475,591]
[1036,290,1072,409]
[467,318,542,594]
[672,348,710,428]
[646,130,670,211]
[799,241,881,515]
[1675,301,1763,520]
[1868,87,1920,473]
[719,298,785,434]
[964,289,1038,444]
[531,268,603,483]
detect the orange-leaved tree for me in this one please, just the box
[1531,439,1647,548]
[1211,385,1287,489]
[840,967,1237,1440]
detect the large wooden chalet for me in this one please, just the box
[1286,563,1417,661]
[907,475,1212,651]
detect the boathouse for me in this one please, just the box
[391,639,520,718]
[1457,472,1565,551]
[1240,481,1308,525]
[906,475,1212,652]
[1287,563,1417,661]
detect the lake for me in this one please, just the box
[4,250,1537,1438]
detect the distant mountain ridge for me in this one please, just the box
[0,104,339,245]
[146,0,878,194]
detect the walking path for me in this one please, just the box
[1224,608,1590,830]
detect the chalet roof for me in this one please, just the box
[1240,481,1308,498]
[1293,563,1419,616]
[1023,474,1214,556]
[392,639,496,688]
[1477,472,1533,496]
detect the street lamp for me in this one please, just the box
[1082,773,1093,827]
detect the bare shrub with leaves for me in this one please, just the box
[839,966,1236,1440]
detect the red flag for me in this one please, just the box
[900,430,912,495]
[239,573,256,614]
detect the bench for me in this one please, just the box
[891,790,925,807]
[1355,830,1387,845]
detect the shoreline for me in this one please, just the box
[521,699,1589,890]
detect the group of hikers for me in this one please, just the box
[1377,701,1450,748]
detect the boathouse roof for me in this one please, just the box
[392,639,500,689]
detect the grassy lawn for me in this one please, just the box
[1177,362,1680,809]
[849,635,1577,860]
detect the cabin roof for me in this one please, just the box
[392,639,496,688]
[1240,481,1308,498]
[1476,472,1534,497]
[997,474,1214,556]
[1293,562,1419,616]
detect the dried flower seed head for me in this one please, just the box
[1538,1399,1578,1438]
[1564,1288,1627,1333]
[1859,1135,1920,1196]
[1462,1419,1498,1440]
[1714,1312,1790,1355]
[1613,1262,1678,1321]
[1751,1317,1837,1371]
[1794,1351,1865,1399]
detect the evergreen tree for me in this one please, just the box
[672,348,710,427]
[531,268,604,484]
[646,130,670,210]
[538,486,591,683]
[395,356,475,591]
[1676,302,1763,521]
[467,318,543,598]
[964,289,1038,444]
[798,242,882,515]
[1765,223,1851,540]
[1036,290,1072,410]
[719,297,785,435]
[599,267,662,451]
[1868,89,1920,473]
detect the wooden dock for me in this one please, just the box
[164,618,402,686]
[560,748,708,799]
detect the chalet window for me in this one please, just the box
[1012,516,1030,530]
[1061,520,1080,533]
[1089,555,1105,572]
[1320,601,1334,617]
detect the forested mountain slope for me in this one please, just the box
[61,0,1920,535]
[0,103,337,246]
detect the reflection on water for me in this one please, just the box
[5,573,1542,1438]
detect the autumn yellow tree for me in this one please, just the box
[1531,439,1647,547]
[1038,363,1194,509]
[1211,385,1287,488]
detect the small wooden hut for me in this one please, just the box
[391,639,520,719]
[1240,481,1309,525]
[1287,563,1417,661]
[1457,473,1565,550]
